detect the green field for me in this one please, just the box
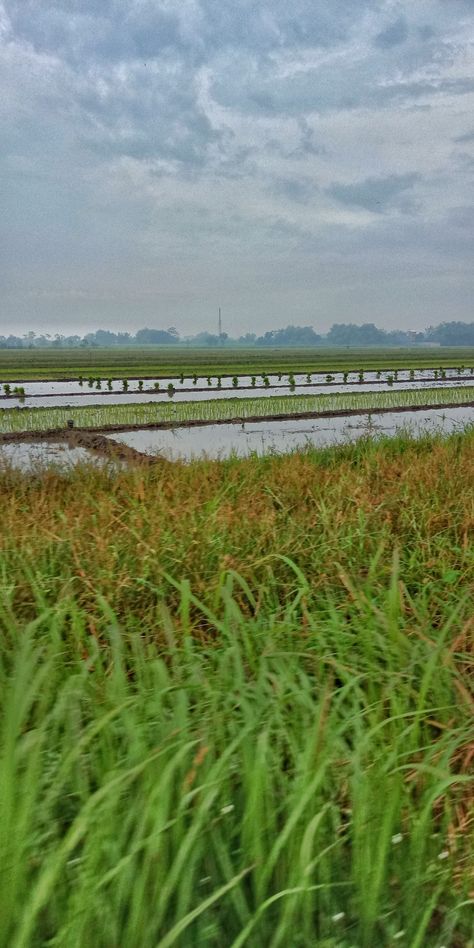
[1,385,473,435]
[1,346,473,380]
[0,431,473,946]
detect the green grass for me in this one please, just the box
[1,385,473,434]
[0,432,473,946]
[0,346,473,381]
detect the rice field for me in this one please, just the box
[1,385,473,435]
[0,431,473,946]
[1,346,473,381]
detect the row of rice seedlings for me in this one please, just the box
[2,364,473,398]
[1,386,473,434]
[78,364,474,390]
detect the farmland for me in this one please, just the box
[1,346,473,946]
[1,385,473,435]
[1,430,473,946]
[1,345,474,381]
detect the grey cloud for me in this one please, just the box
[3,0,377,65]
[1,0,474,334]
[271,177,318,202]
[328,174,421,214]
[374,16,409,48]
[210,54,474,118]
[454,129,474,143]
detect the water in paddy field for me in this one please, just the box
[0,441,102,471]
[104,406,474,462]
[1,370,474,410]
[0,367,472,396]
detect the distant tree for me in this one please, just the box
[426,321,474,346]
[190,332,220,347]
[326,323,386,346]
[134,328,178,345]
[256,325,322,346]
[88,330,120,346]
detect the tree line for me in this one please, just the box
[1,321,473,349]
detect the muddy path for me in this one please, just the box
[1,397,473,447]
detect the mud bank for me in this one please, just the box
[1,397,473,442]
[0,428,167,465]
[1,373,470,400]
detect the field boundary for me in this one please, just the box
[2,372,474,399]
[1,396,473,444]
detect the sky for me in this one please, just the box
[1,0,474,338]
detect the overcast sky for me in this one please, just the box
[1,0,473,337]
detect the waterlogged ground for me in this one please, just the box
[105,405,474,461]
[0,440,99,471]
[2,369,474,409]
[2,405,472,469]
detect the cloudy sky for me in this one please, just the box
[1,0,473,337]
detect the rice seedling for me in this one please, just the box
[1,386,473,434]
[138,380,144,392]
[1,346,473,382]
[232,376,239,387]
[122,379,129,392]
[3,384,11,396]
[107,378,113,391]
[251,376,257,387]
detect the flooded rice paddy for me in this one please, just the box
[0,440,100,471]
[1,405,472,470]
[1,369,473,410]
[104,406,474,462]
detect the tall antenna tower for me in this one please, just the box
[218,306,222,338]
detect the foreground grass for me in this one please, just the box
[1,385,474,434]
[1,432,473,947]
[1,346,473,380]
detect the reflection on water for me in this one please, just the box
[105,406,474,461]
[1,367,473,409]
[2,377,474,410]
[0,441,100,471]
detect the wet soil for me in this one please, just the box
[0,429,168,465]
[1,396,473,447]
